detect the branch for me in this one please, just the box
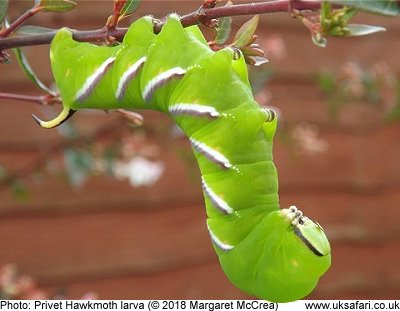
[0,27,126,50]
[0,92,60,105]
[0,0,323,51]
[0,6,42,38]
[176,0,322,31]
[0,92,44,105]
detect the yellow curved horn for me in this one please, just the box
[32,107,76,129]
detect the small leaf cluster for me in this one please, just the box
[106,0,141,30]
[328,0,400,17]
[292,0,399,48]
[321,2,385,38]
[212,13,268,66]
[1,0,77,91]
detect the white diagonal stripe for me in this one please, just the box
[190,138,232,169]
[169,104,220,118]
[201,177,233,214]
[115,56,146,101]
[207,223,234,251]
[190,138,232,168]
[142,67,186,102]
[75,56,116,102]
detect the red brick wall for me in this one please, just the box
[1,1,400,299]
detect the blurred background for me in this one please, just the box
[1,0,400,300]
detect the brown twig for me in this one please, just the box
[106,0,127,30]
[0,27,125,50]
[0,92,60,106]
[0,0,324,51]
[0,6,42,38]
[0,92,45,105]
[176,0,322,30]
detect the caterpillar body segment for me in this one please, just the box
[213,208,330,303]
[35,15,331,302]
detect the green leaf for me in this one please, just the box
[16,25,58,35]
[341,7,357,24]
[245,55,268,67]
[13,48,56,95]
[328,0,400,16]
[320,4,358,37]
[38,0,77,13]
[345,24,386,36]
[215,1,233,44]
[120,0,141,19]
[0,0,8,25]
[215,16,232,44]
[233,15,259,48]
[321,1,331,22]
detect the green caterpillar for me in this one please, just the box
[33,15,331,302]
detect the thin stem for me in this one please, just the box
[107,0,127,30]
[0,92,45,105]
[0,0,324,51]
[177,0,320,30]
[0,27,126,50]
[0,6,42,38]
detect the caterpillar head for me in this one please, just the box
[282,205,331,257]
[217,206,331,302]
[251,207,331,302]
[254,206,331,302]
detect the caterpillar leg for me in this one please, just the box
[32,107,76,129]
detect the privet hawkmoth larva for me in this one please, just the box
[33,15,331,302]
